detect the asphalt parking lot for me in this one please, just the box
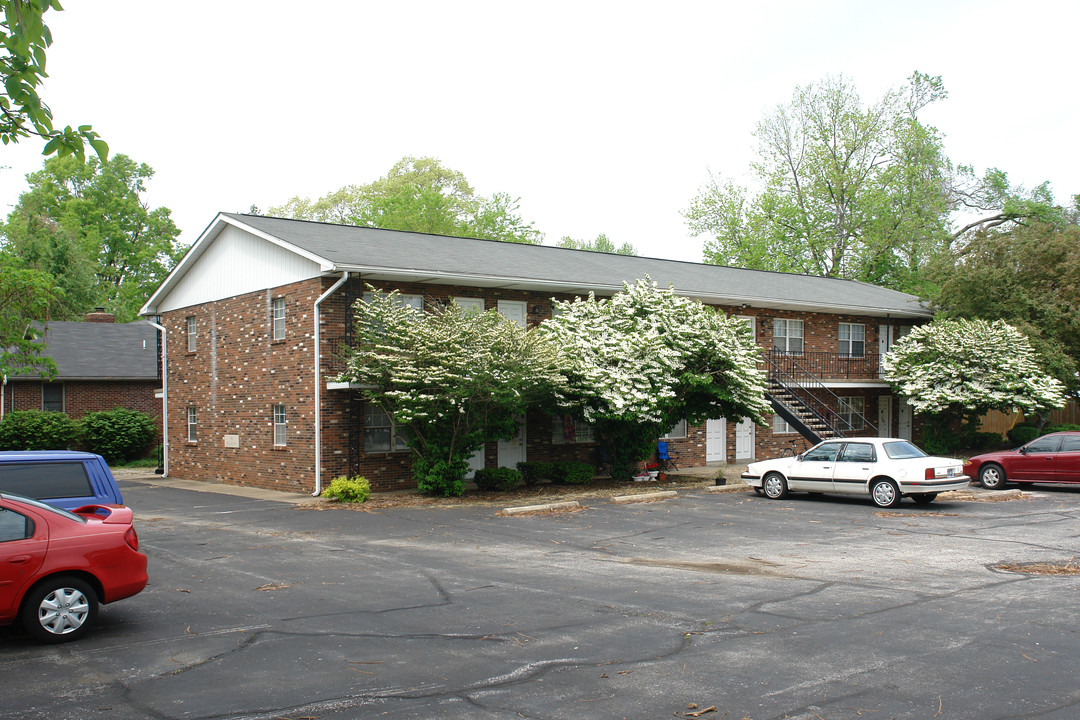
[3,476,1080,720]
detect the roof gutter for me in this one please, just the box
[313,271,350,496]
[146,319,168,477]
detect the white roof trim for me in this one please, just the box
[140,213,336,315]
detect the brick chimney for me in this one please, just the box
[85,307,115,323]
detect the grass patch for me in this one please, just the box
[994,560,1080,576]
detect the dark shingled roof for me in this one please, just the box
[220,213,931,318]
[17,321,159,380]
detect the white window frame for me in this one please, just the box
[662,419,687,440]
[773,318,804,353]
[772,415,797,434]
[453,297,484,313]
[364,403,409,453]
[838,396,865,429]
[187,406,197,442]
[552,414,595,444]
[273,405,287,446]
[839,322,865,358]
[186,316,197,352]
[272,298,286,340]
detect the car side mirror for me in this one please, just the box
[1018,446,1028,455]
[796,452,805,461]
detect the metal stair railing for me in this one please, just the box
[763,350,877,443]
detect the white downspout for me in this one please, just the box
[313,272,350,496]
[1,374,6,421]
[146,319,169,476]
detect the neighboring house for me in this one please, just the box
[140,213,932,494]
[0,312,162,432]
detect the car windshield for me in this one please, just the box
[0,492,86,523]
[883,441,928,459]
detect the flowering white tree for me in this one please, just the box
[340,288,567,496]
[539,278,770,480]
[882,319,1066,439]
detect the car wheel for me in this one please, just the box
[762,472,789,500]
[979,463,1007,490]
[21,576,98,644]
[911,493,938,505]
[870,479,901,508]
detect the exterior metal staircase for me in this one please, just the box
[763,350,877,445]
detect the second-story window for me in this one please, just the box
[186,316,197,352]
[839,323,865,357]
[272,298,286,340]
[187,406,197,442]
[773,318,804,354]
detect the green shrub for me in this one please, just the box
[1007,425,1040,446]
[412,455,468,497]
[547,461,596,485]
[474,467,522,492]
[80,408,156,463]
[970,432,1005,451]
[517,462,546,486]
[1045,423,1080,434]
[321,475,371,503]
[0,410,79,450]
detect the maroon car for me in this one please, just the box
[965,432,1080,490]
[0,493,148,643]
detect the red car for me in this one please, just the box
[965,432,1080,490]
[0,492,148,643]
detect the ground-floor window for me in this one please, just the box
[273,405,287,446]
[772,415,796,434]
[42,383,64,412]
[187,406,197,442]
[552,414,594,443]
[662,419,687,439]
[838,396,865,430]
[364,403,410,452]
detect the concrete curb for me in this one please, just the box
[502,500,582,515]
[702,483,751,493]
[611,490,679,504]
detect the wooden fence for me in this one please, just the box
[979,399,1080,436]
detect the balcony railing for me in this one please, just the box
[763,349,880,380]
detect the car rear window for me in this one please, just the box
[883,441,928,459]
[0,462,93,499]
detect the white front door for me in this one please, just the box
[735,418,755,461]
[498,416,526,468]
[898,400,913,441]
[467,446,486,476]
[706,418,726,462]
[878,396,893,437]
[497,300,527,328]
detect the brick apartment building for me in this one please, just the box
[140,213,932,494]
[0,312,162,434]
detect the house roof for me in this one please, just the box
[11,321,159,381]
[143,212,933,319]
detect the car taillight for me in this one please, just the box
[125,527,140,551]
[925,467,947,479]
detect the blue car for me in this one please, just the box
[0,451,125,510]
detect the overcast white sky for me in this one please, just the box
[0,0,1076,262]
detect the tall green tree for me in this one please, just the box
[556,233,637,255]
[685,72,1063,295]
[340,289,567,497]
[538,278,770,481]
[0,153,184,321]
[0,0,106,161]
[271,156,543,244]
[0,250,58,377]
[928,220,1080,395]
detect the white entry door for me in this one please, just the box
[706,418,726,462]
[878,396,893,437]
[498,416,526,468]
[497,300,527,328]
[467,446,486,476]
[898,400,913,441]
[735,418,755,461]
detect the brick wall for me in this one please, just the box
[159,275,923,493]
[4,380,160,427]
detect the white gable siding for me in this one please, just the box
[157,225,323,312]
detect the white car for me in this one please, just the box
[741,437,969,508]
